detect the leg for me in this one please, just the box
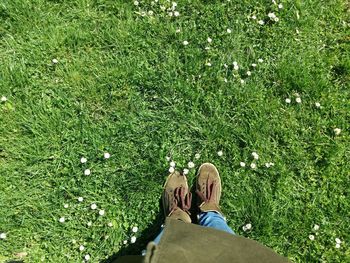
[199,211,235,234]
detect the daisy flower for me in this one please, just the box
[188,161,195,168]
[313,224,320,231]
[79,245,85,251]
[132,226,138,233]
[183,168,189,175]
[84,254,90,261]
[252,152,259,160]
[1,96,7,102]
[0,233,6,239]
[207,37,212,43]
[258,58,264,63]
[84,169,91,176]
[227,28,232,33]
[131,236,137,243]
[245,223,252,230]
[64,204,69,208]
[247,71,252,76]
[309,234,315,241]
[169,167,175,173]
[123,240,128,245]
[59,217,65,223]
[174,11,180,16]
[315,102,321,108]
[78,197,84,202]
[217,151,223,156]
[285,98,291,104]
[334,128,341,135]
[195,153,201,159]
[296,97,302,103]
[240,162,246,167]
[99,209,105,216]
[251,15,257,20]
[91,203,97,210]
[52,58,58,64]
[134,1,139,5]
[258,20,265,25]
[108,222,113,227]
[170,161,176,167]
[80,157,87,163]
[252,63,257,67]
[250,163,257,169]
[104,152,110,159]
[278,3,283,9]
[183,40,189,46]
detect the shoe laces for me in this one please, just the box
[170,186,192,215]
[196,177,218,204]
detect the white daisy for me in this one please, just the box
[233,61,238,66]
[87,221,92,227]
[245,223,252,230]
[104,152,110,159]
[52,58,58,64]
[132,226,138,233]
[334,128,341,135]
[207,37,212,43]
[224,78,228,83]
[170,161,176,167]
[175,28,181,33]
[160,5,166,11]
[123,240,128,245]
[217,150,223,156]
[99,210,105,216]
[188,161,195,168]
[265,163,271,168]
[79,245,85,251]
[174,11,180,16]
[227,28,232,33]
[78,197,84,202]
[64,204,69,208]
[315,102,321,108]
[183,168,189,175]
[242,225,247,231]
[0,233,6,239]
[59,217,65,223]
[268,13,276,19]
[335,238,342,244]
[234,65,239,70]
[309,234,315,241]
[166,156,171,161]
[285,98,291,103]
[1,96,7,102]
[206,62,212,67]
[84,169,91,176]
[335,243,341,249]
[250,163,257,169]
[195,153,201,159]
[258,58,264,63]
[252,63,257,67]
[296,97,302,103]
[251,15,257,20]
[247,71,252,76]
[169,166,175,173]
[108,222,113,227]
[80,157,87,163]
[240,162,246,167]
[134,1,139,5]
[258,20,265,25]
[252,152,259,160]
[313,224,320,231]
[240,79,245,84]
[183,40,189,46]
[224,64,228,68]
[274,17,279,22]
[91,203,97,210]
[84,254,90,261]
[278,3,283,9]
[131,236,137,243]
[172,2,177,7]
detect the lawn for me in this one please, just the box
[0,0,349,262]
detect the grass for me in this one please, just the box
[0,0,349,262]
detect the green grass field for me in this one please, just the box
[0,0,349,262]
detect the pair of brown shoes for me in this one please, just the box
[162,163,223,223]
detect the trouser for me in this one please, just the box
[153,211,235,244]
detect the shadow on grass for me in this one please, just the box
[102,199,164,263]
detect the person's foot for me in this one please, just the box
[196,163,223,215]
[162,171,192,223]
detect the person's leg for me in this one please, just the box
[153,228,164,245]
[198,211,235,234]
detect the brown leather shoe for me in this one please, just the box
[196,163,223,216]
[162,171,192,223]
